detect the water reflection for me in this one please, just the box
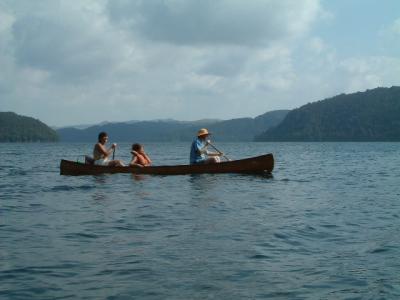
[188,174,219,191]
[92,192,108,202]
[131,174,146,181]
[91,175,109,202]
[92,175,108,185]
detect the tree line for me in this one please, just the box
[0,112,58,142]
[256,86,400,141]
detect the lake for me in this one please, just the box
[1,142,400,299]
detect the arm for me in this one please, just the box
[142,152,152,165]
[195,139,222,157]
[95,143,113,157]
[195,139,208,155]
[206,141,225,157]
[207,151,223,157]
[129,152,143,167]
[129,155,143,167]
[108,143,117,156]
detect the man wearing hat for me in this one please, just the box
[190,128,223,164]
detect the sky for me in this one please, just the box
[0,0,399,127]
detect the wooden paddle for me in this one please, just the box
[207,142,231,161]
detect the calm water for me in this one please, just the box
[1,142,400,299]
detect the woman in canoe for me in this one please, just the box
[93,132,125,166]
[190,128,223,164]
[129,143,152,167]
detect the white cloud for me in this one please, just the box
[307,37,326,54]
[339,56,400,93]
[9,1,132,82]
[106,0,321,46]
[390,18,400,35]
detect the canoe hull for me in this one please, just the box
[60,154,274,176]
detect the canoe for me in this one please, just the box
[60,153,274,176]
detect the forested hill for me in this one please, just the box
[255,86,400,141]
[0,112,58,142]
[57,110,289,142]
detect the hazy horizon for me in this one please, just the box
[52,109,292,129]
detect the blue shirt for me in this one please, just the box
[190,137,207,164]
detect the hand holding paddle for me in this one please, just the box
[207,141,230,161]
[112,143,117,160]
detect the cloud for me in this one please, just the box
[9,0,131,82]
[107,0,321,46]
[0,0,399,126]
[390,18,400,35]
[338,56,400,93]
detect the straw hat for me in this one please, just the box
[197,128,211,137]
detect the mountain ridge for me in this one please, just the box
[57,110,289,142]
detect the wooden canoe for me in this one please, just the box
[60,153,274,176]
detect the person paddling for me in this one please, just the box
[189,128,223,164]
[93,132,125,166]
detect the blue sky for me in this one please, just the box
[317,0,400,57]
[0,0,399,126]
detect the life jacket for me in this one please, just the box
[135,153,151,166]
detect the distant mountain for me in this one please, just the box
[57,110,289,142]
[0,112,58,142]
[53,121,111,130]
[255,86,400,141]
[207,110,290,141]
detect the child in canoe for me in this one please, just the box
[129,143,152,167]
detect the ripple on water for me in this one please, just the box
[49,185,96,192]
[112,224,141,231]
[7,169,28,176]
[63,232,100,240]
[368,246,393,254]
[249,254,271,259]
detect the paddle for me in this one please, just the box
[207,141,231,161]
[112,145,116,160]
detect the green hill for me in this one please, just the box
[255,86,400,141]
[0,112,58,142]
